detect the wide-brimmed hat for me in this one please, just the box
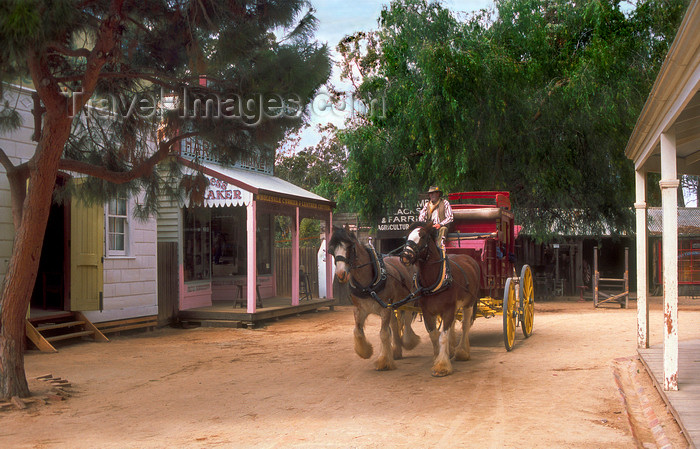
[427,186,442,195]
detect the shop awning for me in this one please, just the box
[179,157,335,211]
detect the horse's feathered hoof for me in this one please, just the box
[431,361,453,377]
[354,339,373,359]
[454,349,471,361]
[402,332,420,350]
[375,357,396,371]
[431,368,452,377]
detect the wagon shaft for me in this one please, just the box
[476,297,500,318]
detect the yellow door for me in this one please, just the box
[70,194,104,311]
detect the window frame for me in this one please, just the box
[105,196,132,258]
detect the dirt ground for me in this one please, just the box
[2,297,700,449]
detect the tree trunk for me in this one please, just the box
[0,116,70,400]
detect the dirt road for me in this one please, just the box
[2,298,699,448]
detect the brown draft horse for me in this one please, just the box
[329,226,421,370]
[400,221,481,377]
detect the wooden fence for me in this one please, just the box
[275,247,319,297]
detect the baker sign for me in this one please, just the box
[206,176,242,200]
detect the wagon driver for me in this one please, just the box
[418,185,453,247]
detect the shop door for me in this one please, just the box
[31,201,68,312]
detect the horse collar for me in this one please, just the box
[349,245,387,299]
[414,245,453,295]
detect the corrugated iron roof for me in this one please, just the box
[647,208,700,235]
[180,157,334,206]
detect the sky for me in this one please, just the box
[290,0,495,150]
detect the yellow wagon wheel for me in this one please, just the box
[503,278,516,351]
[519,264,535,338]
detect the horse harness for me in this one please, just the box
[336,244,389,304]
[388,241,473,310]
[414,246,453,295]
[336,240,468,311]
[386,245,454,310]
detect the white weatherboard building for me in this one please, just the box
[0,83,158,332]
[157,138,335,315]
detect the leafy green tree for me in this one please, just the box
[0,0,330,399]
[276,123,346,204]
[274,215,321,248]
[274,123,346,247]
[337,0,689,240]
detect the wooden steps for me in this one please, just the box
[46,330,95,342]
[26,312,108,353]
[94,316,158,334]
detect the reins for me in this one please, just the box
[332,232,472,311]
[336,241,415,309]
[346,243,389,302]
[387,231,472,310]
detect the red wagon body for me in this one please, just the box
[428,191,533,350]
[445,191,516,299]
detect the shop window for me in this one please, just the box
[679,239,700,284]
[185,206,274,280]
[184,207,211,282]
[211,207,246,278]
[106,196,130,257]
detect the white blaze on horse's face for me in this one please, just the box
[407,227,421,246]
[401,227,423,265]
[333,242,351,284]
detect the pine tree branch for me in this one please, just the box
[74,0,127,113]
[54,71,205,91]
[47,44,91,59]
[0,147,16,173]
[0,148,28,178]
[57,132,198,183]
[126,16,151,34]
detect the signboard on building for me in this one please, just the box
[182,173,252,207]
[376,200,427,238]
[256,193,333,211]
[180,137,273,175]
[203,175,252,207]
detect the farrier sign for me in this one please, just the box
[376,200,427,238]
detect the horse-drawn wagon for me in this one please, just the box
[442,191,534,351]
[329,190,534,376]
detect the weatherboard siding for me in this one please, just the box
[0,83,159,322]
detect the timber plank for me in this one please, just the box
[95,316,157,334]
[46,330,94,342]
[179,298,337,327]
[25,320,57,353]
[639,340,700,449]
[74,312,109,342]
[99,322,157,333]
[36,320,86,331]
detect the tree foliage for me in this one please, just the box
[1,0,331,213]
[274,123,347,247]
[0,0,330,399]
[276,123,347,204]
[337,0,689,239]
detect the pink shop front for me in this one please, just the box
[172,157,335,313]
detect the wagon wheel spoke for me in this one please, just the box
[503,278,516,351]
[520,265,534,338]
